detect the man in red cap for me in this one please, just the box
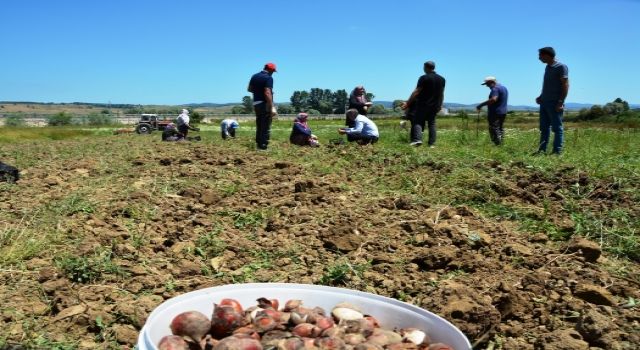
[248,63,277,150]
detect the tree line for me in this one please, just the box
[232,88,394,115]
[574,98,634,121]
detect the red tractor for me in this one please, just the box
[135,114,173,134]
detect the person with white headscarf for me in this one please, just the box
[176,108,197,138]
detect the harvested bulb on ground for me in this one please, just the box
[158,298,456,349]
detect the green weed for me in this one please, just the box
[319,259,370,286]
[56,248,127,283]
[195,227,227,260]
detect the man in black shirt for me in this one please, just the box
[248,63,277,150]
[402,61,446,147]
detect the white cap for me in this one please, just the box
[481,76,497,85]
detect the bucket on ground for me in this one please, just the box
[137,283,472,350]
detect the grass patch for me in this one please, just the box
[0,127,93,143]
[195,227,227,260]
[319,258,370,286]
[55,248,128,283]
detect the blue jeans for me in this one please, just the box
[539,102,564,153]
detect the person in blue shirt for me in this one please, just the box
[338,109,379,145]
[247,62,277,150]
[290,113,319,147]
[535,47,569,155]
[220,119,239,140]
[476,76,509,145]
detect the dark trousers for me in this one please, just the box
[348,134,378,145]
[178,124,189,138]
[410,105,438,145]
[221,128,236,139]
[487,113,506,145]
[254,103,272,149]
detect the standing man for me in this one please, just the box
[401,61,446,147]
[248,62,277,150]
[476,76,509,145]
[535,47,569,155]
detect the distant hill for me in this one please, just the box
[372,101,606,111]
[565,103,594,110]
[184,102,238,108]
[2,100,637,114]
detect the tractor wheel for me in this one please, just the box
[136,123,152,134]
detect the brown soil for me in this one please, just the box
[0,140,639,349]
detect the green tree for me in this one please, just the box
[277,104,295,114]
[392,100,404,111]
[368,104,387,114]
[307,109,321,115]
[333,89,348,114]
[365,92,375,102]
[242,96,254,114]
[87,113,114,126]
[290,91,310,112]
[231,106,245,114]
[187,108,204,124]
[4,113,26,127]
[613,97,630,111]
[589,105,605,118]
[308,88,326,111]
[47,112,73,126]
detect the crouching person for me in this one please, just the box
[221,119,239,139]
[290,113,319,147]
[162,123,183,141]
[338,108,379,145]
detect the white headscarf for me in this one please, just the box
[178,109,190,125]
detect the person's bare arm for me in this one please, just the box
[402,87,423,110]
[264,88,274,115]
[557,77,569,111]
[476,96,498,110]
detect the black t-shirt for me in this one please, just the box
[416,72,445,108]
[249,71,274,103]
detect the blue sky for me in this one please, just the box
[1,0,638,106]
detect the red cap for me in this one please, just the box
[264,62,277,72]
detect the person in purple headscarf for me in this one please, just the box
[289,112,319,147]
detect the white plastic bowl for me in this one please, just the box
[137,283,471,350]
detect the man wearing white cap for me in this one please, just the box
[476,76,509,145]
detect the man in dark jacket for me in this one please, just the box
[401,61,446,147]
